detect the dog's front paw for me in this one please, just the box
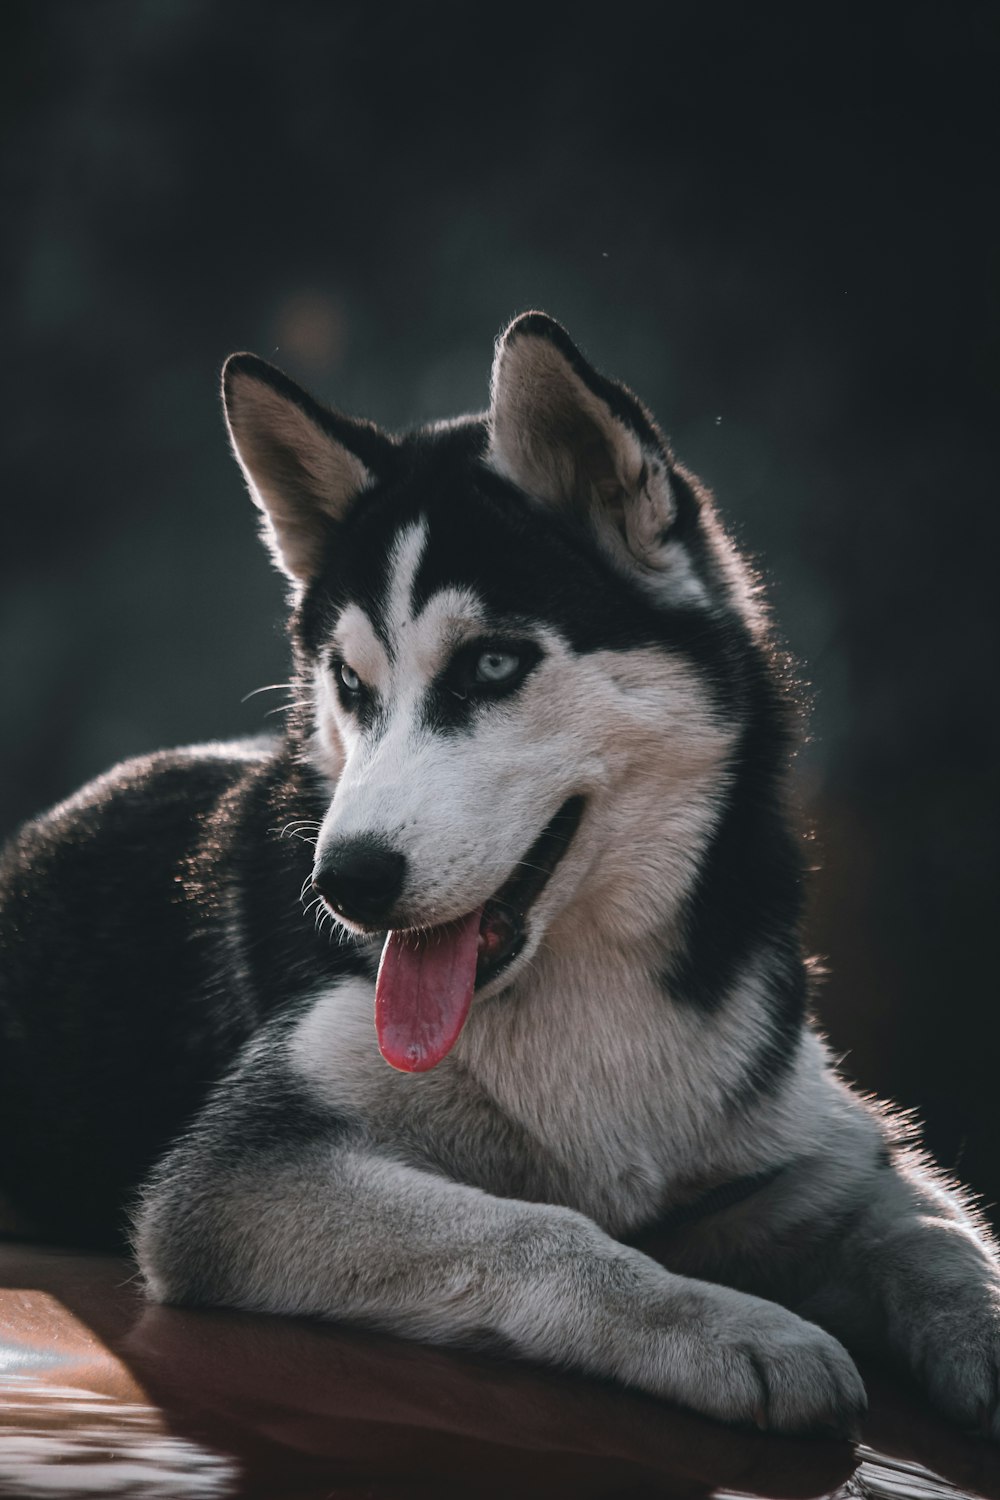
[661,1290,867,1437]
[910,1290,1000,1440]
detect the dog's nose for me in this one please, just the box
[312,839,407,926]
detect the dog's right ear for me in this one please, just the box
[222,355,389,583]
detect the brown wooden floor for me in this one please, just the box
[2,1242,1000,1499]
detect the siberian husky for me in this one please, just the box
[1,313,997,1438]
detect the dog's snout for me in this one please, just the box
[313,839,407,926]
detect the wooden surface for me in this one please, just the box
[2,1242,1000,1499]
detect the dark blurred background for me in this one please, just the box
[2,3,998,1210]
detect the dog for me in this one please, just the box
[1,311,997,1438]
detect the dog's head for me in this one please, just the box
[223,313,771,1071]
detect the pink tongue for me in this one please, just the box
[375,906,484,1072]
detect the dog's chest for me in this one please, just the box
[450,959,733,1233]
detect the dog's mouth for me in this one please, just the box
[375,796,585,1074]
[476,795,586,985]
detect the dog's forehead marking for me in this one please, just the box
[385,519,429,648]
[332,515,488,699]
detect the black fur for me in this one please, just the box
[0,743,369,1245]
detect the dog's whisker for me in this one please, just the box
[274,820,322,841]
[240,682,298,704]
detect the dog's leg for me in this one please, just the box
[133,1066,864,1435]
[797,1153,1000,1437]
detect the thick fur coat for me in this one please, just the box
[1,313,997,1437]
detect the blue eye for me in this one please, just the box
[340,663,361,693]
[474,650,520,684]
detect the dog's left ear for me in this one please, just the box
[487,313,677,573]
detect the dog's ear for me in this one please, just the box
[222,355,389,583]
[487,312,678,574]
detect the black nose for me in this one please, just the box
[312,839,407,926]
